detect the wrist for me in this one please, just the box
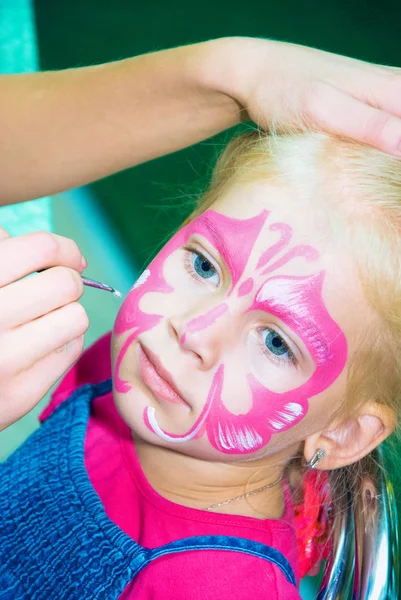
[197,37,278,123]
[190,38,252,126]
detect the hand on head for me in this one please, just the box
[219,37,401,157]
[2,37,401,205]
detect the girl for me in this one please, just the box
[1,127,399,599]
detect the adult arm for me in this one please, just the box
[1,37,401,205]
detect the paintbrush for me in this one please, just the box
[80,276,123,298]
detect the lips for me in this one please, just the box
[138,343,189,407]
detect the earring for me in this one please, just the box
[304,448,325,469]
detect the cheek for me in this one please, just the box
[114,248,180,335]
[112,252,177,392]
[139,252,190,313]
[110,331,119,371]
[219,360,252,414]
[278,371,348,445]
[247,335,316,394]
[204,353,348,456]
[308,366,348,424]
[162,251,185,287]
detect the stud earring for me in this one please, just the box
[304,448,325,469]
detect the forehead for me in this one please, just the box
[212,182,330,251]
[199,182,332,279]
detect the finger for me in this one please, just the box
[0,334,85,430]
[0,267,84,329]
[306,82,401,157]
[361,66,401,120]
[0,231,86,287]
[0,302,89,375]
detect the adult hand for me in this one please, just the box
[3,38,400,205]
[212,37,401,157]
[0,227,89,430]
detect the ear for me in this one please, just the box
[303,402,396,470]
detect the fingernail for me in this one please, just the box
[81,256,88,270]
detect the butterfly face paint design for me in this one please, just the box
[114,209,348,455]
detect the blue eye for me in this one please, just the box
[183,247,220,286]
[262,328,294,362]
[193,253,216,279]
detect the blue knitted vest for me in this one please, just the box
[0,379,296,599]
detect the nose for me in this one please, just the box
[168,302,229,369]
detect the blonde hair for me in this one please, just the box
[185,127,401,427]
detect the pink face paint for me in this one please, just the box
[196,210,269,293]
[261,245,320,276]
[253,273,335,366]
[115,330,139,393]
[237,277,254,297]
[115,209,348,455]
[206,374,304,453]
[143,365,223,443]
[256,222,292,270]
[186,303,228,333]
[179,303,228,349]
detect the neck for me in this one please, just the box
[134,436,299,520]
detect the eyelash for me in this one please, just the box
[182,245,298,368]
[256,328,298,368]
[182,245,220,285]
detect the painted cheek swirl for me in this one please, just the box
[113,219,196,393]
[144,364,224,443]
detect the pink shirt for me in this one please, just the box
[41,333,301,599]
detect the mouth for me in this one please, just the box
[138,342,189,409]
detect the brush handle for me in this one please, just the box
[81,276,122,298]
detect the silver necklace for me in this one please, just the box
[206,474,283,511]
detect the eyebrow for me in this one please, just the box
[255,279,333,365]
[197,215,235,274]
[268,302,332,364]
[191,209,269,294]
